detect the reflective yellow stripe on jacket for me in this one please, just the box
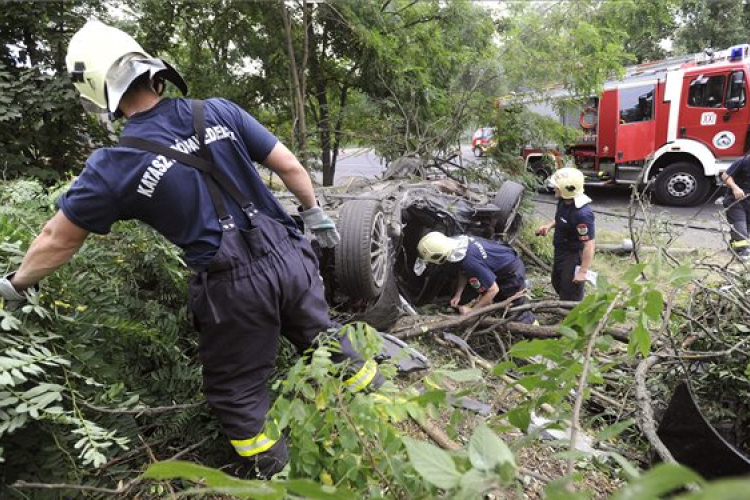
[230,433,277,457]
[343,359,377,392]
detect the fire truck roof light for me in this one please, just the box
[728,44,750,61]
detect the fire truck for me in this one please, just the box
[520,44,750,206]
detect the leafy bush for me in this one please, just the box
[0,179,212,497]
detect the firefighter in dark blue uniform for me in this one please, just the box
[0,21,380,478]
[415,232,536,323]
[722,156,750,259]
[536,167,596,301]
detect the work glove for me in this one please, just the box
[0,273,27,310]
[299,206,340,248]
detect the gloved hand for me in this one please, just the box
[299,206,340,248]
[0,273,26,310]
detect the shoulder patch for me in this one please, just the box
[469,277,481,289]
[576,223,589,235]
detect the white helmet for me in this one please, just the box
[66,20,187,114]
[417,232,460,264]
[550,167,585,199]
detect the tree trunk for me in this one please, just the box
[280,1,308,168]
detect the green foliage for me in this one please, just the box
[0,3,111,183]
[0,180,210,496]
[674,0,750,54]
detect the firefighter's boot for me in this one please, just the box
[234,438,289,480]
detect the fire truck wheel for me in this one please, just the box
[335,199,389,299]
[654,162,711,206]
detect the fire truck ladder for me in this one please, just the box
[624,53,699,79]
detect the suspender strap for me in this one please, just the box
[118,100,255,224]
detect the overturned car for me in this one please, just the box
[281,157,527,329]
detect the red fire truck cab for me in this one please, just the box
[521,44,750,206]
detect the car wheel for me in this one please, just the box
[473,146,483,158]
[492,180,525,241]
[335,199,389,299]
[654,162,710,206]
[353,272,402,330]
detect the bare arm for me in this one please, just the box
[473,282,499,310]
[722,172,745,199]
[262,142,317,209]
[11,211,90,290]
[450,273,468,307]
[459,282,500,315]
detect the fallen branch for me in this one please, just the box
[567,293,620,477]
[515,240,551,273]
[392,290,526,340]
[634,355,675,464]
[82,401,204,415]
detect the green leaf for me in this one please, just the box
[492,361,516,376]
[558,325,579,340]
[285,479,355,500]
[403,437,461,490]
[609,463,703,500]
[506,407,531,431]
[622,263,646,283]
[597,419,635,441]
[674,478,750,499]
[442,368,483,382]
[607,451,641,481]
[643,291,663,321]
[628,323,650,358]
[468,423,515,471]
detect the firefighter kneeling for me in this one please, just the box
[415,232,536,324]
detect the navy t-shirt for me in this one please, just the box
[459,237,518,293]
[553,201,595,251]
[58,98,298,269]
[725,156,750,191]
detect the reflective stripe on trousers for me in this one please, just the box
[231,433,277,457]
[343,359,378,392]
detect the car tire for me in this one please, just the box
[654,162,710,206]
[335,199,389,299]
[353,271,401,330]
[473,146,483,158]
[492,180,525,241]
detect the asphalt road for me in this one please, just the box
[331,145,729,251]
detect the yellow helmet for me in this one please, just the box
[66,20,187,114]
[417,232,459,264]
[550,167,585,199]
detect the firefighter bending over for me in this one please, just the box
[415,232,536,324]
[0,20,381,479]
[536,167,596,301]
[721,156,750,260]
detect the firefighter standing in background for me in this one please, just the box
[721,156,750,260]
[414,232,536,324]
[0,20,381,479]
[536,168,596,301]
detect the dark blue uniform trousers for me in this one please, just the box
[552,247,584,301]
[724,195,750,252]
[461,258,535,324]
[188,213,378,477]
